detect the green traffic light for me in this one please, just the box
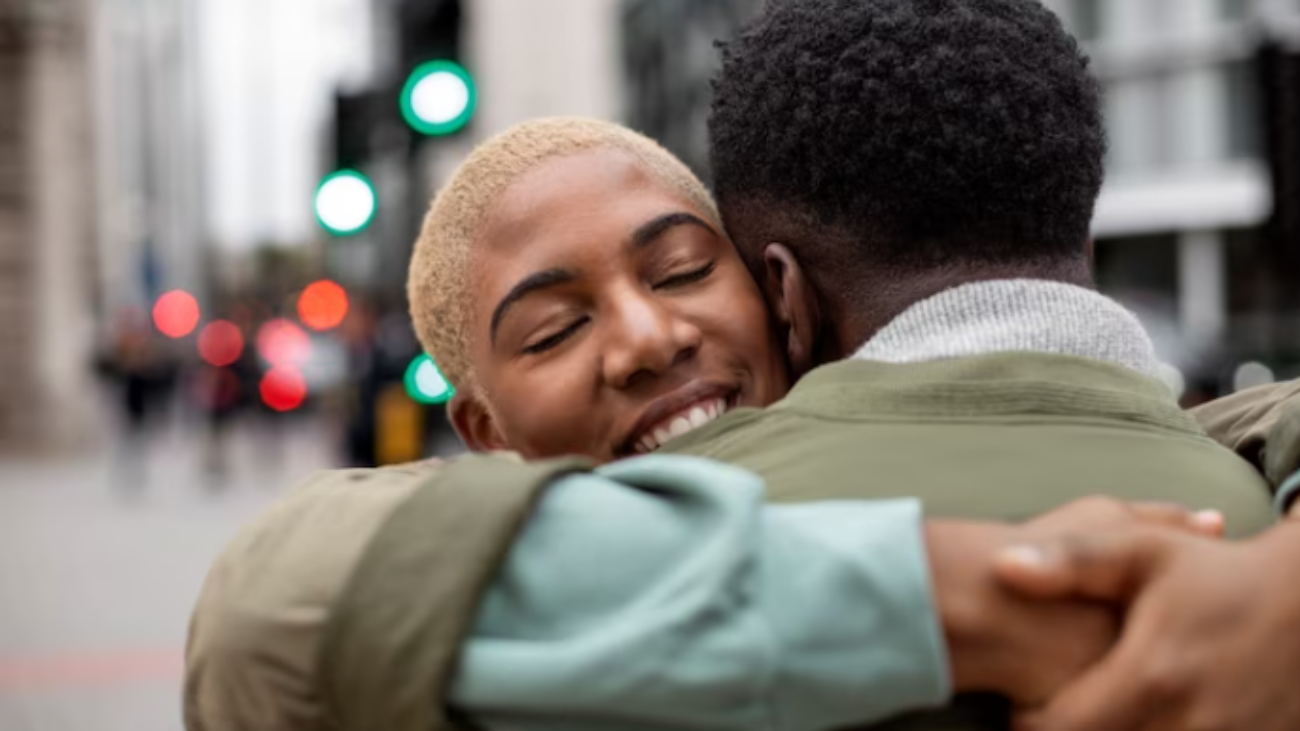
[400,60,476,136]
[404,354,455,404]
[314,170,377,236]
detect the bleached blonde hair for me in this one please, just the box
[407,117,721,395]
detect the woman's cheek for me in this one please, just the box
[505,373,596,455]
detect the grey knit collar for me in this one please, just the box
[851,279,1163,380]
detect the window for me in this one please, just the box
[1105,73,1179,175]
[1219,0,1249,21]
[621,0,762,179]
[1060,0,1103,42]
[1223,59,1262,161]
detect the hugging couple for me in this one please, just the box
[185,1,1300,731]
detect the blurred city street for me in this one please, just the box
[2,0,1300,728]
[0,406,335,731]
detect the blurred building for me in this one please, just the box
[1045,0,1300,384]
[344,0,626,293]
[92,0,207,312]
[621,0,761,177]
[352,0,1300,395]
[0,0,100,451]
[0,0,211,452]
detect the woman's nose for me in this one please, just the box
[601,295,702,389]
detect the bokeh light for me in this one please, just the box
[256,318,312,367]
[404,354,455,404]
[197,320,245,367]
[400,60,476,136]
[152,290,201,338]
[260,367,307,412]
[1233,361,1276,392]
[297,280,349,331]
[314,170,377,235]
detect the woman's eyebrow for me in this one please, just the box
[490,268,577,345]
[629,212,717,250]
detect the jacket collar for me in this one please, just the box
[851,279,1164,381]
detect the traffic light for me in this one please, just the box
[314,169,377,236]
[396,0,473,136]
[400,60,476,136]
[404,354,455,404]
[152,290,201,338]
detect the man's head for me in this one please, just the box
[409,118,788,462]
[709,0,1105,374]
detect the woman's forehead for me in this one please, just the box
[476,148,702,256]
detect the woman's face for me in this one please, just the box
[456,148,789,462]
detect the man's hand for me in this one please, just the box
[927,498,1223,708]
[995,520,1300,731]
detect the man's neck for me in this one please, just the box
[829,259,1094,360]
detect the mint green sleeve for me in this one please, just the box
[449,454,951,731]
[1277,471,1300,515]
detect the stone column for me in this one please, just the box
[0,0,98,454]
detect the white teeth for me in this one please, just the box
[636,396,732,454]
[688,406,709,428]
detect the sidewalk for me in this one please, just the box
[0,416,337,731]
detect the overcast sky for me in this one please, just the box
[198,0,373,251]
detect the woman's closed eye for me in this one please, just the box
[522,316,590,355]
[653,261,716,290]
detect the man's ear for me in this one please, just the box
[762,243,819,378]
[449,392,508,453]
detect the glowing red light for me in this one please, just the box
[297,280,349,331]
[197,320,245,367]
[152,290,201,338]
[256,319,312,367]
[259,367,307,412]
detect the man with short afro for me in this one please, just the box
[710,0,1106,365]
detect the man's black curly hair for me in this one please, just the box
[709,0,1106,273]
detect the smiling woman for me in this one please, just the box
[407,118,789,463]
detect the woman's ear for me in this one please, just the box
[762,243,819,378]
[449,392,508,453]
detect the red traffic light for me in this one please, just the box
[256,319,312,367]
[152,290,200,339]
[298,280,349,331]
[197,320,245,367]
[260,366,307,412]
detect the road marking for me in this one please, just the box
[0,648,182,692]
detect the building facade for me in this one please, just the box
[367,0,1300,394]
[1045,0,1300,388]
[92,0,207,314]
[0,0,99,451]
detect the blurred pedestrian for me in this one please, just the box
[103,308,169,492]
[191,363,245,488]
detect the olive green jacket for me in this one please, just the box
[184,456,589,731]
[653,354,1277,730]
[665,355,1273,534]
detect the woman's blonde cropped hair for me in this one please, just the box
[407,116,721,395]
